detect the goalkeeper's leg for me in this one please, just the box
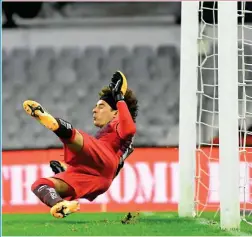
[31,177,80,218]
[23,100,83,152]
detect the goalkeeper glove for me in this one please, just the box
[109,71,128,102]
[50,160,67,174]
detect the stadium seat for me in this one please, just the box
[99,56,125,80]
[75,55,101,81]
[59,47,80,61]
[133,45,155,59]
[124,56,151,81]
[35,47,56,60]
[53,67,77,85]
[84,46,105,59]
[108,46,130,59]
[11,48,31,61]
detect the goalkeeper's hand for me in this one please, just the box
[50,160,67,174]
[109,71,127,102]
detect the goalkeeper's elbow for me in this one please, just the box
[128,124,136,136]
[120,123,136,139]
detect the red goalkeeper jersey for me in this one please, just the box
[63,100,136,176]
[55,101,136,200]
[94,102,136,159]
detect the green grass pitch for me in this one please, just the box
[2,212,252,236]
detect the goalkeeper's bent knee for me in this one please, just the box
[31,178,56,191]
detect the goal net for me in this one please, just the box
[179,1,252,230]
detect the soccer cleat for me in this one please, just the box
[23,100,59,131]
[50,200,80,219]
[117,71,128,96]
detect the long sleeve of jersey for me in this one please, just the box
[116,101,136,139]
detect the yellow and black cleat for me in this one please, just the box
[50,200,80,219]
[23,100,59,131]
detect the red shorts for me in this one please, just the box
[52,130,118,201]
[53,169,112,201]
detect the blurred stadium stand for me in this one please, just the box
[3,2,252,150]
[2,45,180,149]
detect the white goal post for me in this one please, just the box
[178,1,199,218]
[218,1,240,230]
[179,1,245,230]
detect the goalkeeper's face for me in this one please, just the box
[92,100,117,127]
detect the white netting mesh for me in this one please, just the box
[196,1,252,224]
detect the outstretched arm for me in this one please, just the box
[116,101,136,139]
[109,71,136,139]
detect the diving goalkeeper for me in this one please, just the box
[23,71,138,219]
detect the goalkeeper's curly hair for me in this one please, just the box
[98,86,139,122]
